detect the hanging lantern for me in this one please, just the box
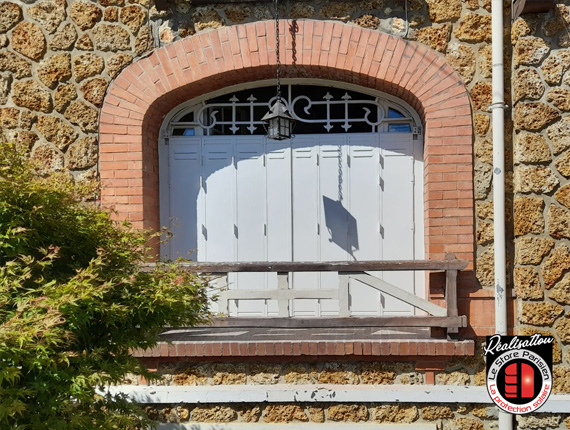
[263,0,295,140]
[262,98,295,140]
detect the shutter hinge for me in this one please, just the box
[264,223,267,236]
[347,154,351,167]
[316,154,320,166]
[317,223,320,235]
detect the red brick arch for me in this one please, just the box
[99,20,474,262]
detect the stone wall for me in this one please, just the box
[129,359,570,427]
[139,359,496,427]
[146,402,492,427]
[3,0,570,427]
[508,2,570,384]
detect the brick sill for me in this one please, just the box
[133,338,475,359]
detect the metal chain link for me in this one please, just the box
[289,20,298,65]
[274,0,281,101]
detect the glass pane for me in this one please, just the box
[179,112,194,122]
[387,123,412,133]
[388,108,406,118]
[172,128,195,136]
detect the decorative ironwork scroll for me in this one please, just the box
[290,92,384,132]
[195,86,387,135]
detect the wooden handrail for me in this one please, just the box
[142,258,468,273]
[144,256,469,335]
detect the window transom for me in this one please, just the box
[170,84,418,137]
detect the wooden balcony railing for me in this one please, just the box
[149,254,468,337]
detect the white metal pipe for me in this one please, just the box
[491,0,511,428]
[492,0,507,337]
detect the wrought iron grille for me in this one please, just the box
[170,84,415,136]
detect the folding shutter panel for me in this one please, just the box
[201,138,235,263]
[233,137,267,316]
[380,133,415,315]
[266,140,293,316]
[317,135,350,316]
[291,137,320,316]
[168,137,202,260]
[346,135,383,316]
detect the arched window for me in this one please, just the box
[159,80,424,317]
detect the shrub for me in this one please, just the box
[0,144,210,429]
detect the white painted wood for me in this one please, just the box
[277,272,290,317]
[338,274,350,317]
[218,288,339,300]
[201,138,235,263]
[379,133,415,315]
[168,137,202,260]
[318,136,348,317]
[266,141,292,316]
[291,137,320,317]
[346,135,382,316]
[106,383,570,413]
[234,137,267,316]
[350,274,447,317]
[167,131,421,318]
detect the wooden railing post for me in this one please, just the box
[214,273,230,316]
[277,272,289,317]
[445,253,459,336]
[338,273,350,317]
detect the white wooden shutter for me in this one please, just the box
[266,140,293,316]
[317,136,349,316]
[291,137,321,316]
[345,135,383,316]
[380,133,415,315]
[232,137,268,316]
[168,132,419,318]
[200,137,235,263]
[168,137,202,260]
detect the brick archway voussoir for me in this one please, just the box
[99,20,474,262]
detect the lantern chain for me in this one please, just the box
[274,0,281,102]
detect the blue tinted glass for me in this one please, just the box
[388,123,412,133]
[388,108,405,118]
[182,128,195,136]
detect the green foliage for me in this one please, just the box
[0,144,211,429]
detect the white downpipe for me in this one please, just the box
[491,0,511,429]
